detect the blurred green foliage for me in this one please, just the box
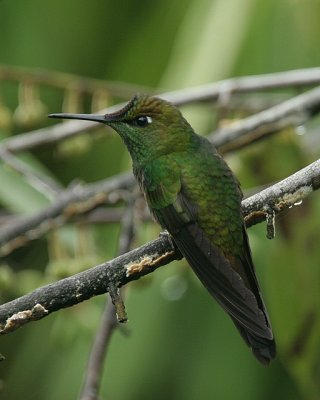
[0,0,320,399]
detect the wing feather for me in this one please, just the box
[163,209,272,338]
[140,156,275,363]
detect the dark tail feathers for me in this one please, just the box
[232,318,276,365]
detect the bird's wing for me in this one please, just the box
[144,165,272,340]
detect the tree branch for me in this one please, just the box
[210,86,320,153]
[243,158,320,226]
[1,68,320,154]
[0,232,179,334]
[0,172,135,254]
[0,158,319,335]
[165,67,320,105]
[0,147,62,199]
[0,63,151,98]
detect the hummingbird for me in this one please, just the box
[49,95,276,364]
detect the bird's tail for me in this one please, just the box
[231,317,276,365]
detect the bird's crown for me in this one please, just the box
[104,95,175,122]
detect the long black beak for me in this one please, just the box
[48,113,107,123]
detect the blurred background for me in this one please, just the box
[0,0,320,399]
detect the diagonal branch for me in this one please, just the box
[242,158,320,226]
[0,231,179,335]
[0,147,62,199]
[0,172,135,254]
[210,86,320,153]
[0,158,319,335]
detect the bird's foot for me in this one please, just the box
[263,205,276,239]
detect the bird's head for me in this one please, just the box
[49,95,195,165]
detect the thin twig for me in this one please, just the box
[0,148,62,199]
[0,158,319,335]
[164,67,320,105]
[1,68,320,154]
[80,200,135,400]
[0,63,152,98]
[79,300,118,400]
[0,103,123,154]
[0,172,135,254]
[210,86,320,153]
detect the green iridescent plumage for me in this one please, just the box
[49,95,276,364]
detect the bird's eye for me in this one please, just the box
[135,116,152,127]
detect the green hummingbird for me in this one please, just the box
[49,95,276,364]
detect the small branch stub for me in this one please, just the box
[0,303,48,334]
[108,285,127,323]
